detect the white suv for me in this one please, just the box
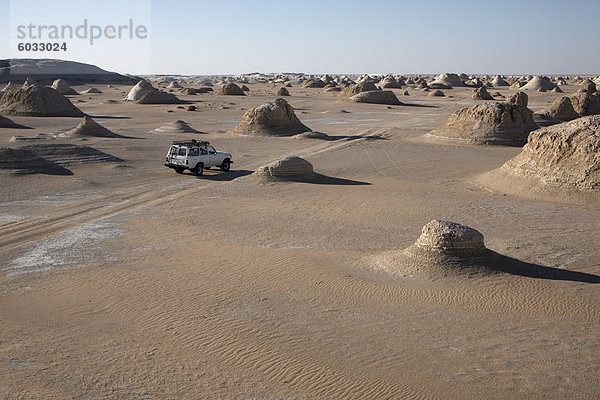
[164,140,232,176]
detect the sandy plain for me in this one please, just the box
[1,81,599,399]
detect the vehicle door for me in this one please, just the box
[198,146,210,167]
[207,145,218,166]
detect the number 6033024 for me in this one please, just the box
[17,42,67,51]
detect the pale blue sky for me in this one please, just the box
[2,0,599,75]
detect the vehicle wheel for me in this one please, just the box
[175,167,184,174]
[194,163,204,176]
[220,159,231,172]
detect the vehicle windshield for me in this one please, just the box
[169,146,178,155]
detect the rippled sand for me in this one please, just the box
[1,82,598,399]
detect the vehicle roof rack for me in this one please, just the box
[171,139,210,147]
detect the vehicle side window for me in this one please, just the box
[178,148,187,156]
[200,147,208,155]
[189,148,199,156]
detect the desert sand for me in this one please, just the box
[1,71,599,400]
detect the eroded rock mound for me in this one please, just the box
[429,89,445,97]
[0,86,85,117]
[254,156,313,181]
[406,220,487,256]
[537,89,600,122]
[1,144,121,174]
[347,90,403,105]
[22,77,38,89]
[373,220,498,278]
[521,76,557,91]
[472,86,494,100]
[537,97,579,122]
[301,80,326,88]
[126,80,155,101]
[430,73,464,88]
[136,90,184,104]
[491,75,509,86]
[230,98,311,136]
[500,115,600,190]
[167,81,183,89]
[216,83,245,95]
[51,79,78,95]
[82,87,102,94]
[276,87,290,96]
[427,102,538,145]
[0,147,59,173]
[379,76,403,89]
[339,82,379,98]
[0,115,29,129]
[61,116,118,137]
[152,120,203,134]
[1,82,20,93]
[507,91,528,107]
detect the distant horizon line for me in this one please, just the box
[3,57,598,77]
[142,71,600,77]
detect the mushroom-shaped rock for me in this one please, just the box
[409,220,486,255]
[347,90,403,105]
[0,86,85,117]
[427,102,538,145]
[254,156,313,181]
[381,220,495,276]
[216,83,245,95]
[230,98,311,136]
[506,92,528,107]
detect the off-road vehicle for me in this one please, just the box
[164,139,232,176]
